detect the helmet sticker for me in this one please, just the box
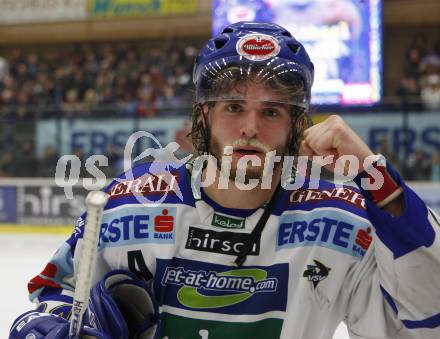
[236,34,281,61]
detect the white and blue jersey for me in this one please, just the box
[27,158,440,339]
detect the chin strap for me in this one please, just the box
[234,183,281,267]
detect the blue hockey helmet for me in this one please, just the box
[193,21,314,109]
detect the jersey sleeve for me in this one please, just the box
[26,215,85,319]
[346,156,440,338]
[25,168,123,317]
[24,161,185,319]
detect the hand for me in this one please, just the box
[9,310,109,339]
[299,115,374,174]
[86,270,159,339]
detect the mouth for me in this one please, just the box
[233,147,264,156]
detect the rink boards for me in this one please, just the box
[0,224,72,234]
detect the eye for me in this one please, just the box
[226,103,242,113]
[263,108,280,118]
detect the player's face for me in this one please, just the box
[206,81,292,182]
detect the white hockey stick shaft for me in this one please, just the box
[69,191,109,339]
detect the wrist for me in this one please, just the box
[354,154,403,208]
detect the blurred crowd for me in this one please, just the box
[0,37,439,182]
[375,138,440,182]
[397,33,440,111]
[0,39,201,179]
[0,39,202,120]
[1,136,439,182]
[0,143,124,179]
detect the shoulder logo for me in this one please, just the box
[303,259,331,288]
[236,34,280,61]
[109,172,179,198]
[289,188,366,209]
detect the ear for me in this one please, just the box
[199,103,211,127]
[201,103,209,117]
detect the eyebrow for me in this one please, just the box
[222,99,289,109]
[222,99,246,104]
[261,101,290,109]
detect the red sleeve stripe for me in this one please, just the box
[376,187,404,208]
[368,163,401,204]
[28,275,61,294]
[41,263,58,278]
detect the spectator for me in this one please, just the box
[12,141,38,177]
[420,73,440,111]
[0,56,8,81]
[396,76,422,111]
[136,73,157,117]
[0,75,16,119]
[0,151,13,177]
[403,149,431,181]
[15,90,32,120]
[73,147,88,178]
[104,145,123,179]
[403,47,422,80]
[83,88,100,116]
[117,92,137,116]
[61,88,84,117]
[37,146,58,177]
[156,84,185,116]
[26,53,39,79]
[411,33,430,55]
[419,45,440,75]
[420,42,440,111]
[398,34,440,112]
[375,137,400,170]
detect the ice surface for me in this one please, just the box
[0,233,66,338]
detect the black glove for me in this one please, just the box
[85,269,159,339]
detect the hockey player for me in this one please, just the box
[9,22,440,339]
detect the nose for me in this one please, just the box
[239,109,260,138]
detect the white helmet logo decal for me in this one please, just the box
[236,33,280,61]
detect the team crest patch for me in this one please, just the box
[303,259,331,288]
[236,33,280,61]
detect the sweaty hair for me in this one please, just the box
[189,66,312,156]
